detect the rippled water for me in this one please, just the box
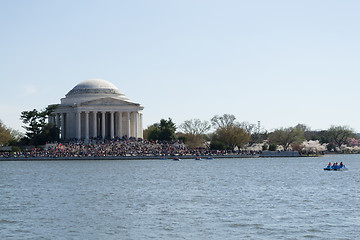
[1,154,360,239]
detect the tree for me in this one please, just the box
[143,124,160,140]
[143,118,177,141]
[301,140,327,154]
[178,119,211,148]
[326,125,357,151]
[211,114,237,128]
[0,120,14,146]
[294,123,310,132]
[158,118,177,141]
[36,122,60,145]
[212,125,250,150]
[179,119,211,135]
[348,138,360,147]
[210,114,250,150]
[268,144,277,151]
[20,109,44,140]
[210,140,226,150]
[239,121,256,134]
[20,105,59,145]
[240,121,268,144]
[304,130,327,141]
[0,120,22,146]
[8,128,23,145]
[268,126,305,151]
[177,133,205,148]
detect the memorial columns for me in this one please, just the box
[76,111,81,140]
[126,112,130,138]
[54,108,142,141]
[134,111,138,139]
[140,113,143,138]
[85,111,89,140]
[118,112,123,138]
[101,111,106,139]
[110,111,114,139]
[93,111,97,138]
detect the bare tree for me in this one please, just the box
[211,114,237,129]
[239,121,256,134]
[179,119,211,135]
[178,119,211,148]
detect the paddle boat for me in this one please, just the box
[206,156,213,160]
[324,162,347,171]
[173,157,181,161]
[195,156,202,160]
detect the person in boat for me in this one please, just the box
[339,162,344,167]
[328,162,331,166]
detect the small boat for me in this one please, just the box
[206,156,213,160]
[160,157,167,160]
[195,157,202,160]
[324,165,347,171]
[173,157,181,161]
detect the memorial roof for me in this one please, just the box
[66,79,125,96]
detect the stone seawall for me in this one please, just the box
[260,151,300,157]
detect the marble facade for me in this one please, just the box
[49,79,144,140]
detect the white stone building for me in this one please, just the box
[49,79,144,140]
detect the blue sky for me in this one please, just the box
[1,0,360,133]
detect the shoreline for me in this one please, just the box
[0,151,310,161]
[0,154,257,161]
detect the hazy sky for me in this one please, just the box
[1,0,360,133]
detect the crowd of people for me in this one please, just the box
[0,138,259,159]
[327,162,345,168]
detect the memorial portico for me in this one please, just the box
[50,79,144,140]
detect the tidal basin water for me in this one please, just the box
[1,155,360,239]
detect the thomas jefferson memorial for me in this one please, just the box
[50,79,144,140]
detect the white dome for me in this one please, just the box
[66,79,124,96]
[61,79,130,105]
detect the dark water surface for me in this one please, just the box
[1,155,360,239]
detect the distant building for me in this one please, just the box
[49,79,144,140]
